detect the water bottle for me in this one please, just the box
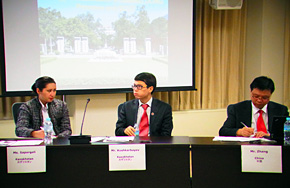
[43,117,53,145]
[134,123,139,137]
[284,117,290,145]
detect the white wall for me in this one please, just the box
[0,120,15,138]
[172,108,226,136]
[245,0,287,103]
[66,93,125,137]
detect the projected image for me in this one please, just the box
[38,0,169,89]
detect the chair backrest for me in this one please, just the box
[12,102,24,125]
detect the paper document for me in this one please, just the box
[10,140,44,146]
[213,136,272,142]
[90,137,106,143]
[103,136,134,142]
[0,140,17,146]
[0,140,43,146]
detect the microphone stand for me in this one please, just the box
[80,98,89,136]
[69,98,91,144]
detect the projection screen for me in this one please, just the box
[0,0,195,96]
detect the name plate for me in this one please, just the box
[109,144,146,171]
[7,146,46,173]
[241,145,282,173]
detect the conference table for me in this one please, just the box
[0,136,191,188]
[0,136,289,188]
[190,137,290,188]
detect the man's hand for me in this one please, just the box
[236,127,254,137]
[254,131,270,138]
[124,126,136,136]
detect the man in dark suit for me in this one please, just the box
[115,72,173,136]
[219,76,289,138]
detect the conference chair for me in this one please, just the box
[12,102,24,125]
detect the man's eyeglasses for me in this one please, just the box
[251,95,270,100]
[132,84,148,90]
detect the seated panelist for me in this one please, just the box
[15,76,72,139]
[115,72,173,137]
[219,76,289,138]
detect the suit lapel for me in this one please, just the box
[244,101,252,127]
[267,102,274,130]
[150,98,157,126]
[132,99,139,124]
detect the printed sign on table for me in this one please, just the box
[109,144,146,171]
[7,146,46,173]
[241,145,282,173]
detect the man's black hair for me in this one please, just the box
[250,76,275,93]
[134,72,157,94]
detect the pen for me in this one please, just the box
[240,122,248,128]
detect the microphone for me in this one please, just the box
[69,98,92,144]
[80,98,90,136]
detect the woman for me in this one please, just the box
[15,76,72,138]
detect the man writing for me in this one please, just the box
[115,72,173,136]
[219,76,289,138]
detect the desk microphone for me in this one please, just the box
[80,98,90,136]
[69,98,91,144]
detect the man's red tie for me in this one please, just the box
[139,104,149,136]
[257,110,267,133]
